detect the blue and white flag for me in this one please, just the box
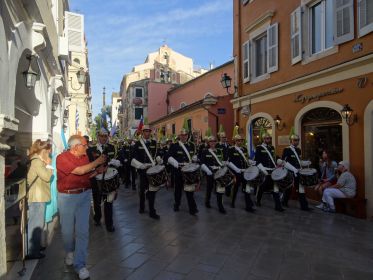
[249,123,255,159]
[110,119,117,137]
[75,106,79,133]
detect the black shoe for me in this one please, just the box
[149,213,160,220]
[219,208,227,214]
[132,186,136,190]
[189,210,197,216]
[275,207,285,212]
[230,203,235,208]
[205,202,211,208]
[106,225,115,232]
[139,208,145,214]
[301,207,313,212]
[173,205,179,212]
[125,185,130,189]
[256,201,262,207]
[195,208,199,213]
[25,253,45,260]
[245,207,255,213]
[39,246,47,251]
[94,220,101,226]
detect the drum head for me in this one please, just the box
[243,166,259,181]
[271,168,287,181]
[214,167,228,180]
[181,163,200,173]
[146,165,165,175]
[96,167,118,180]
[299,168,317,176]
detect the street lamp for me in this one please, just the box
[22,54,39,89]
[220,73,237,95]
[69,67,87,90]
[340,104,357,126]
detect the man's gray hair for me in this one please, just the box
[68,135,83,148]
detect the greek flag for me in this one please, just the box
[249,123,255,159]
[75,106,79,133]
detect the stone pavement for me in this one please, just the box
[30,186,373,280]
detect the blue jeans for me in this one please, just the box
[58,190,91,271]
[27,202,46,255]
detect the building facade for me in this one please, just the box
[151,61,235,141]
[233,0,373,218]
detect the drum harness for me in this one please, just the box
[288,145,306,193]
[179,141,192,164]
[234,146,249,167]
[208,148,223,170]
[260,144,276,170]
[140,138,156,166]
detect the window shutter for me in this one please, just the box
[65,12,84,52]
[267,23,278,73]
[358,0,373,37]
[291,7,302,65]
[334,0,354,44]
[242,41,250,83]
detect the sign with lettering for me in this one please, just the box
[294,88,343,103]
[217,108,226,114]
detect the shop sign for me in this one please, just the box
[294,88,343,104]
[217,108,226,114]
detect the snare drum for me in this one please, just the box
[95,167,120,194]
[181,163,200,192]
[243,166,265,189]
[214,166,234,193]
[299,168,318,187]
[146,165,167,191]
[271,167,293,190]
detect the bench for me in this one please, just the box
[334,197,367,219]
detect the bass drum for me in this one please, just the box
[243,166,264,189]
[299,168,318,187]
[271,167,293,190]
[146,165,167,191]
[181,163,200,192]
[95,167,120,194]
[214,166,235,193]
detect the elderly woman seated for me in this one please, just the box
[320,160,356,213]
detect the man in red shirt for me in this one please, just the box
[57,135,106,280]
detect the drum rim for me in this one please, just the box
[95,167,118,180]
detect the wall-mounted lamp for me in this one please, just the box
[241,105,251,117]
[220,73,237,95]
[274,115,285,131]
[340,104,357,126]
[22,54,39,89]
[69,67,87,90]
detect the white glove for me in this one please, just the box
[277,159,284,166]
[222,161,228,166]
[248,159,256,166]
[168,156,179,169]
[228,161,241,174]
[284,162,299,176]
[241,169,247,173]
[192,155,198,163]
[211,166,220,171]
[109,159,121,168]
[156,156,163,165]
[257,163,269,176]
[45,164,54,170]
[301,160,311,167]
[131,158,144,169]
[201,164,213,176]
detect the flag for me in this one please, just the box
[75,106,79,133]
[110,119,117,137]
[137,115,144,133]
[101,111,108,130]
[249,123,255,159]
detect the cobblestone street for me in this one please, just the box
[30,185,373,280]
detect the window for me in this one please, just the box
[253,34,267,78]
[134,108,143,120]
[310,0,334,55]
[135,87,143,98]
[334,0,354,43]
[242,41,250,82]
[172,124,175,135]
[358,0,373,37]
[291,7,302,64]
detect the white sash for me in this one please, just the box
[234,146,248,165]
[261,144,276,167]
[140,138,155,166]
[179,141,191,163]
[208,148,223,167]
[289,145,301,167]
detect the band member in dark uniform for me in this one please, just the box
[167,128,198,215]
[216,131,230,161]
[201,135,226,214]
[281,134,311,211]
[129,138,137,190]
[227,134,255,212]
[117,139,130,188]
[86,128,117,232]
[255,133,284,211]
[131,125,161,219]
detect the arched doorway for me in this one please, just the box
[301,107,342,170]
[252,117,273,147]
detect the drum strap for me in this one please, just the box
[208,149,223,167]
[140,138,155,166]
[261,144,276,167]
[289,145,301,167]
[179,141,192,163]
[234,146,248,166]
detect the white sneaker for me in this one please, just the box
[78,267,90,280]
[65,252,74,266]
[315,203,324,209]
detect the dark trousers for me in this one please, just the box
[138,171,156,214]
[206,175,225,210]
[92,182,113,228]
[131,166,137,189]
[282,174,309,210]
[173,168,197,213]
[124,163,131,186]
[232,173,254,209]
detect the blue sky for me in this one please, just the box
[69,0,233,117]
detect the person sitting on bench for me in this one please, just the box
[321,160,356,213]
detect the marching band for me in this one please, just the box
[89,124,320,226]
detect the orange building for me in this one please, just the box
[233,0,373,218]
[150,61,234,141]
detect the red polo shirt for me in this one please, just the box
[56,151,92,192]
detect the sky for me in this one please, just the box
[69,0,233,117]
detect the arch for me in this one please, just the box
[246,112,276,156]
[204,92,215,98]
[364,100,373,219]
[294,101,349,161]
